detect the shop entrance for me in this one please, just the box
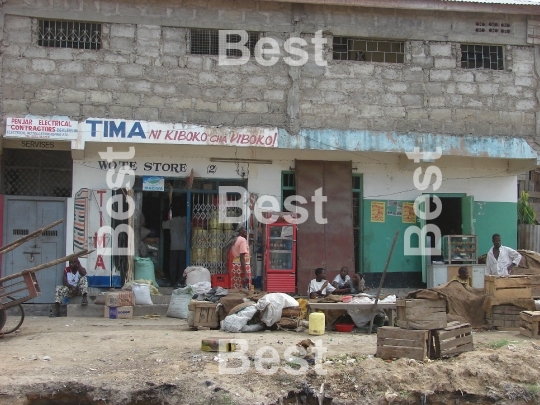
[137,178,246,285]
[422,194,474,281]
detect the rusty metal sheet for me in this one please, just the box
[296,160,354,294]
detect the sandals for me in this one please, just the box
[81,298,88,306]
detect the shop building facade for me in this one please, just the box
[1,0,540,298]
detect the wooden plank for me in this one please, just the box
[397,299,445,308]
[377,338,424,348]
[438,328,471,341]
[521,311,540,321]
[490,288,532,300]
[441,343,474,356]
[377,326,428,339]
[441,322,471,331]
[440,335,472,351]
[376,347,426,361]
[520,327,534,337]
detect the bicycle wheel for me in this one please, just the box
[0,296,25,335]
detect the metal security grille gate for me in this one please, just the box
[189,180,246,274]
[1,149,72,197]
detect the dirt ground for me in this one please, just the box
[1,316,540,405]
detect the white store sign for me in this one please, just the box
[5,117,78,140]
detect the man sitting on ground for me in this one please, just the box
[331,266,353,294]
[450,266,472,287]
[52,258,88,317]
[308,268,336,299]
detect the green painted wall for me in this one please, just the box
[362,200,421,274]
[474,201,518,255]
[362,200,517,274]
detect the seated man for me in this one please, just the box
[450,266,472,287]
[308,268,336,299]
[350,273,367,294]
[331,266,352,294]
[52,258,88,317]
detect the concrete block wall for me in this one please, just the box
[1,0,538,142]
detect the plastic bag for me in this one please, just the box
[255,293,299,327]
[221,305,257,332]
[191,281,212,295]
[241,323,265,333]
[167,286,194,319]
[132,282,153,305]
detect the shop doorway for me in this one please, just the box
[421,194,474,282]
[137,178,246,285]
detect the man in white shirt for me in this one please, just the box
[331,266,352,294]
[308,268,336,298]
[486,234,522,276]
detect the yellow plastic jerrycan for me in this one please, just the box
[308,312,325,335]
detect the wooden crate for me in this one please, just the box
[487,305,525,330]
[529,275,540,298]
[430,321,473,359]
[396,299,447,330]
[376,326,430,361]
[193,301,220,329]
[520,311,540,338]
[484,275,532,299]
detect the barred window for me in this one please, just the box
[461,44,504,70]
[333,37,405,63]
[1,149,72,197]
[38,20,102,50]
[190,29,260,56]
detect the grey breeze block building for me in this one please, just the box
[1,0,540,297]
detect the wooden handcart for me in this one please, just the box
[0,220,90,335]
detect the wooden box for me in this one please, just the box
[484,275,532,299]
[520,311,540,338]
[396,299,447,330]
[376,327,430,361]
[193,301,220,329]
[487,305,524,330]
[105,291,134,307]
[430,321,473,359]
[529,275,540,298]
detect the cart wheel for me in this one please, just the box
[0,296,25,335]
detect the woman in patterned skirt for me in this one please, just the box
[225,224,251,290]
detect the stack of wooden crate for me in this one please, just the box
[520,311,540,338]
[376,298,474,361]
[484,275,536,330]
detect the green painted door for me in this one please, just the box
[461,196,474,235]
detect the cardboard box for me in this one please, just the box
[104,291,135,307]
[201,338,237,352]
[104,306,133,319]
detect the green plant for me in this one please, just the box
[518,191,536,225]
[526,383,540,397]
[485,339,510,349]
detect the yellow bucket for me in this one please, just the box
[191,248,207,264]
[309,312,325,336]
[191,228,207,246]
[207,247,222,263]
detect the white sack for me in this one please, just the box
[191,281,212,295]
[255,293,299,327]
[184,266,211,285]
[132,282,153,305]
[221,304,257,333]
[167,286,194,319]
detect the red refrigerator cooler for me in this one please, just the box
[263,218,296,293]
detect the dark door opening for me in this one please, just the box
[426,196,462,262]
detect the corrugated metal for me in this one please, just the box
[518,224,540,251]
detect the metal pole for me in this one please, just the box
[368,230,399,334]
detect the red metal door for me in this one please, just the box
[296,160,354,295]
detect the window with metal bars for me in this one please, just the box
[333,37,405,63]
[38,20,102,50]
[190,29,260,56]
[1,150,73,197]
[460,44,504,70]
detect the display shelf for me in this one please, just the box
[441,235,478,264]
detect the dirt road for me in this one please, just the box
[1,316,539,404]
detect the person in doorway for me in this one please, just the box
[486,234,522,276]
[450,266,472,287]
[331,266,352,294]
[224,224,251,290]
[308,268,336,299]
[350,273,367,294]
[52,258,88,317]
[162,207,187,289]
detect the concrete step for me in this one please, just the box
[67,302,169,318]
